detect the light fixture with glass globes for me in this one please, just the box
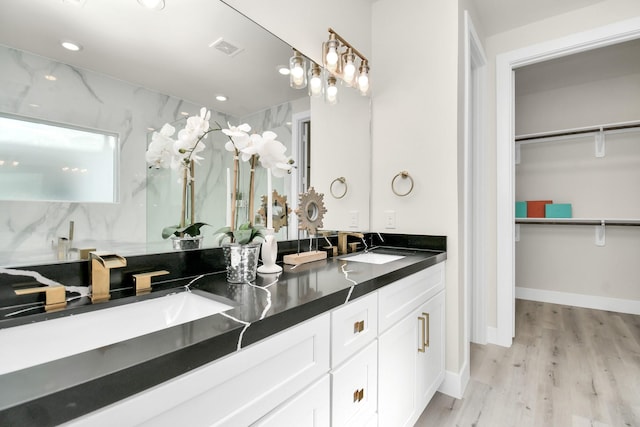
[284,28,370,104]
[308,63,324,97]
[289,50,307,90]
[321,28,370,96]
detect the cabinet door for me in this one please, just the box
[252,375,330,427]
[416,290,445,411]
[378,310,419,427]
[331,340,378,427]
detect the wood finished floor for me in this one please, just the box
[415,299,640,427]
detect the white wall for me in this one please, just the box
[371,0,463,375]
[515,55,640,303]
[483,0,640,327]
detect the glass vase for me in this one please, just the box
[222,243,261,283]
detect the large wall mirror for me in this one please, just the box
[0,0,371,267]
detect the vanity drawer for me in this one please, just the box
[378,262,445,333]
[331,340,378,427]
[331,291,378,367]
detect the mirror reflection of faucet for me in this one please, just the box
[89,252,127,303]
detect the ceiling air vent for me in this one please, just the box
[209,38,244,57]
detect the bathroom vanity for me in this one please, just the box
[0,234,446,426]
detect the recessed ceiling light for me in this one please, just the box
[12,161,19,167]
[180,111,189,116]
[44,75,57,81]
[278,66,290,76]
[215,95,228,102]
[28,103,40,108]
[137,0,165,10]
[0,160,5,166]
[61,40,82,52]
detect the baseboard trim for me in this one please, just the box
[486,326,498,345]
[516,287,640,315]
[438,360,469,399]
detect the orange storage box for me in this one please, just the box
[526,200,553,218]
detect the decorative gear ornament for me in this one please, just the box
[258,190,291,232]
[295,187,327,235]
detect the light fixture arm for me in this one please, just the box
[327,28,368,63]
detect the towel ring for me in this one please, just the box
[391,171,414,197]
[330,177,348,199]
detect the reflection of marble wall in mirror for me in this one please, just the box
[0,44,310,265]
[0,45,201,264]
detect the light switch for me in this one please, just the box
[384,210,396,229]
[349,211,359,228]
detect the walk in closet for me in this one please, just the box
[514,38,640,312]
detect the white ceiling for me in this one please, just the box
[0,0,303,117]
[515,38,640,96]
[473,0,606,36]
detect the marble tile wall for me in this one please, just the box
[0,45,295,266]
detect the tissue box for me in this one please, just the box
[515,201,527,218]
[526,200,553,218]
[545,203,572,218]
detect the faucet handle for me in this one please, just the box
[15,285,66,312]
[133,270,170,295]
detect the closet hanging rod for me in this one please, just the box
[516,218,640,226]
[515,120,640,142]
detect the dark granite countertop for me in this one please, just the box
[0,236,446,426]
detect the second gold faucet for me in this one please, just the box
[337,232,365,255]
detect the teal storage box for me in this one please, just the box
[545,203,572,218]
[515,201,527,218]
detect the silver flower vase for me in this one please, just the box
[170,235,204,250]
[222,243,261,283]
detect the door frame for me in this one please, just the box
[495,17,640,347]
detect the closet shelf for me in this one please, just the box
[516,218,640,226]
[515,119,640,144]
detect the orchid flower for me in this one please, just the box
[256,131,294,177]
[222,122,251,153]
[145,123,176,169]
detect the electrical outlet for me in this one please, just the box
[384,210,396,229]
[349,211,359,228]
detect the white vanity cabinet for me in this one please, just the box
[62,260,446,427]
[377,263,446,427]
[66,313,330,427]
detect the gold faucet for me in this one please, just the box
[338,231,365,255]
[90,252,127,303]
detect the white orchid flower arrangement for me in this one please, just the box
[214,123,294,245]
[145,107,294,244]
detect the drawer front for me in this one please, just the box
[331,340,378,427]
[331,292,378,367]
[378,262,445,333]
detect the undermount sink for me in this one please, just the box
[339,252,405,265]
[0,290,233,375]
